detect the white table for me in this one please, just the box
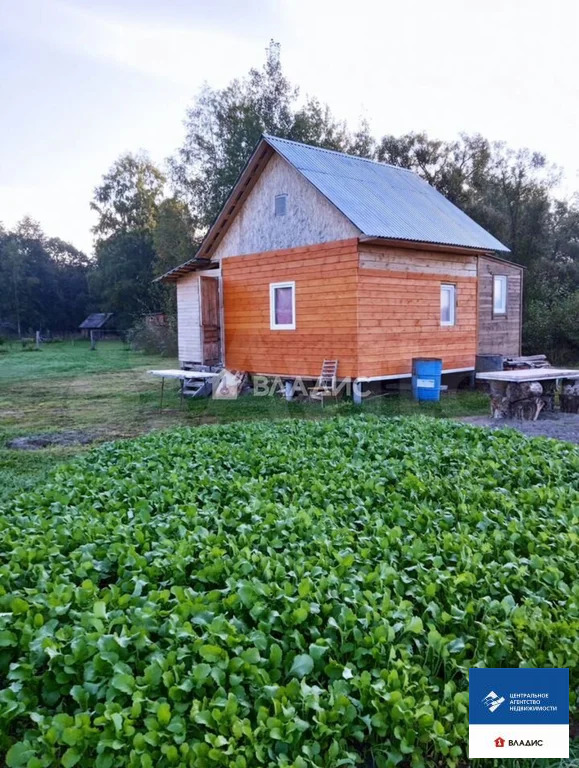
[148,369,220,409]
[476,368,579,383]
[476,368,579,419]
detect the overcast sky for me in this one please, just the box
[1,0,578,254]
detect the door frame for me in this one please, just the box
[199,274,221,366]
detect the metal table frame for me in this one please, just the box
[148,370,220,410]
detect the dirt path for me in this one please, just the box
[460,412,579,444]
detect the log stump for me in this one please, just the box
[560,378,579,413]
[540,380,556,412]
[489,380,546,420]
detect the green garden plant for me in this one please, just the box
[0,416,577,767]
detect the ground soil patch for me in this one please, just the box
[6,430,100,450]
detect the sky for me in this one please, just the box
[1,0,578,255]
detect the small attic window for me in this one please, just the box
[274,194,287,216]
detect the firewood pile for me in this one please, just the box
[560,378,579,413]
[489,380,557,420]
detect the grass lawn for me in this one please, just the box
[0,339,488,502]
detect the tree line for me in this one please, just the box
[1,41,577,358]
[0,218,90,338]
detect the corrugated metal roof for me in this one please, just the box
[155,257,215,283]
[79,312,114,329]
[263,135,509,252]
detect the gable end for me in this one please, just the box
[211,152,360,261]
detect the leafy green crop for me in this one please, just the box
[0,416,577,767]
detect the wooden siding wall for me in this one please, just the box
[222,239,359,377]
[358,246,478,377]
[477,256,522,356]
[176,273,202,363]
[212,154,359,261]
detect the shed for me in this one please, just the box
[79,313,116,339]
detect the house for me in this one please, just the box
[78,313,116,339]
[158,135,523,391]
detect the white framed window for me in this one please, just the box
[270,281,295,330]
[440,283,456,326]
[274,194,287,216]
[493,275,507,315]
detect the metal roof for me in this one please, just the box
[157,134,511,282]
[79,312,114,330]
[263,135,509,252]
[155,257,216,283]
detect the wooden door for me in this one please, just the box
[200,276,221,365]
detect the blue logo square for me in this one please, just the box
[469,668,569,725]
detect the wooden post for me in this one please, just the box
[90,330,96,351]
[353,379,363,406]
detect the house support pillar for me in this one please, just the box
[284,380,294,401]
[353,379,363,405]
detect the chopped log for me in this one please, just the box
[489,381,509,419]
[560,378,579,414]
[506,381,544,420]
[506,381,543,400]
[541,380,557,412]
[489,380,548,420]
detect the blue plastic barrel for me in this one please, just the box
[412,358,442,401]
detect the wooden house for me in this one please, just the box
[159,136,522,389]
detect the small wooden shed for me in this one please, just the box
[79,313,116,339]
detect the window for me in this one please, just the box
[274,194,287,216]
[270,281,295,330]
[493,275,507,315]
[440,283,456,326]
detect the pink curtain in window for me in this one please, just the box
[441,288,450,323]
[275,287,293,325]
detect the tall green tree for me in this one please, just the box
[91,153,166,326]
[169,40,369,230]
[89,232,159,328]
[152,197,197,315]
[152,197,196,276]
[91,152,165,239]
[0,217,90,335]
